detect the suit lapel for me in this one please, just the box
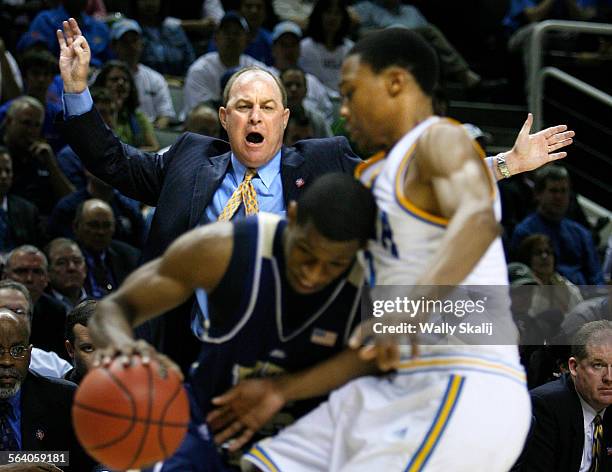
[281,147,306,205]
[565,374,587,471]
[190,152,232,227]
[20,374,49,450]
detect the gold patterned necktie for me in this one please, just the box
[590,414,604,472]
[218,168,259,221]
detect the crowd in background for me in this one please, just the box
[0,3,611,468]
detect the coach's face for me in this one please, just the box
[219,70,289,169]
[569,335,612,412]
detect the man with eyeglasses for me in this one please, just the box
[0,308,96,471]
[0,279,71,379]
[72,199,140,299]
[45,238,88,312]
[3,245,69,360]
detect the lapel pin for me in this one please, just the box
[295,178,305,188]
[36,429,45,440]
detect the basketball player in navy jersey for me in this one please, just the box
[89,174,380,471]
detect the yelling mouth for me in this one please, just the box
[246,132,264,144]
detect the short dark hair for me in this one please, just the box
[296,173,376,244]
[572,320,612,361]
[349,28,439,97]
[0,279,33,322]
[222,66,287,108]
[305,0,352,48]
[534,164,570,193]
[517,234,554,266]
[65,299,96,345]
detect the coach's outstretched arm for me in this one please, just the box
[90,223,234,375]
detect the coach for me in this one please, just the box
[55,19,359,372]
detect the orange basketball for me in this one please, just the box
[72,356,190,470]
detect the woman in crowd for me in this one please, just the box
[299,0,354,92]
[94,60,159,151]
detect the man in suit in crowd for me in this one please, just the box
[45,237,88,312]
[3,246,68,360]
[63,299,96,384]
[0,147,40,253]
[73,199,140,299]
[519,320,612,471]
[0,308,95,471]
[56,18,575,374]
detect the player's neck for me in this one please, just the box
[389,100,434,146]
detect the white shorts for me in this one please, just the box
[242,353,531,472]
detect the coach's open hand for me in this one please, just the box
[56,18,90,94]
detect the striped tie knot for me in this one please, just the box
[218,167,260,222]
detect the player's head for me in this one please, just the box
[340,28,439,152]
[285,173,375,294]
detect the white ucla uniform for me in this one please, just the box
[242,117,531,472]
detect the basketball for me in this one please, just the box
[72,356,190,470]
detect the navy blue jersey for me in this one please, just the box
[189,213,363,428]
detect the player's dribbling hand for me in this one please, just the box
[56,18,90,94]
[93,339,184,381]
[349,315,419,371]
[206,378,286,451]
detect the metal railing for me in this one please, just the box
[529,19,612,130]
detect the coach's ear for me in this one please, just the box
[287,201,298,226]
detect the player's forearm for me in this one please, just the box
[275,349,378,403]
[418,204,500,286]
[91,296,137,349]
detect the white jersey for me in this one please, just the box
[357,116,519,364]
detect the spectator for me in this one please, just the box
[0,38,22,104]
[3,245,68,360]
[351,0,482,88]
[283,104,314,144]
[0,50,63,150]
[211,0,274,66]
[93,60,159,151]
[0,279,71,378]
[0,96,75,215]
[110,18,176,128]
[560,288,612,344]
[517,233,583,316]
[281,66,332,138]
[134,0,196,76]
[184,102,221,138]
[25,0,111,67]
[45,238,88,312]
[73,199,140,299]
[299,0,355,92]
[270,20,335,124]
[63,299,96,384]
[47,169,145,249]
[184,11,267,113]
[517,320,612,471]
[0,308,95,471]
[512,164,605,285]
[0,147,40,253]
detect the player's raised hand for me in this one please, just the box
[206,378,286,451]
[505,113,575,175]
[56,18,90,93]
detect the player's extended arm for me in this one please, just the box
[206,348,378,451]
[489,113,574,181]
[90,224,233,368]
[417,123,500,285]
